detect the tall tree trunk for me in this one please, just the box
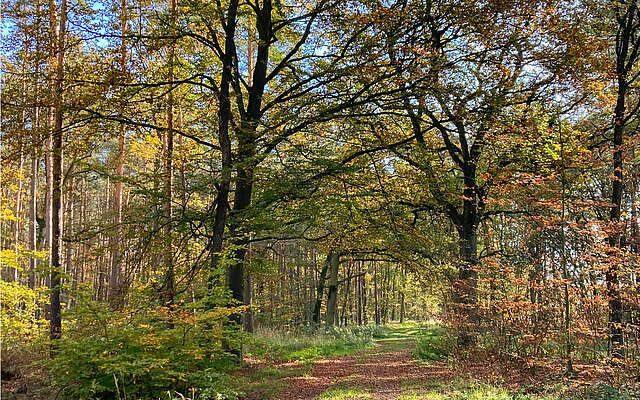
[362,268,368,325]
[607,50,625,360]
[161,0,176,310]
[208,0,239,358]
[64,178,74,306]
[325,252,340,327]
[399,266,406,323]
[226,0,272,335]
[390,271,396,322]
[356,262,363,325]
[49,0,67,345]
[559,122,573,373]
[607,0,639,359]
[374,262,380,325]
[400,292,405,323]
[29,152,38,289]
[227,166,251,325]
[453,165,479,346]
[13,61,28,281]
[208,0,238,287]
[108,0,128,307]
[14,134,25,282]
[312,253,331,325]
[29,51,42,289]
[244,270,254,333]
[342,261,352,326]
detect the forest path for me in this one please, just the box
[271,324,452,400]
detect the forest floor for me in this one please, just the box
[240,323,637,400]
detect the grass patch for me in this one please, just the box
[245,326,375,363]
[399,381,556,400]
[413,324,451,362]
[319,382,372,400]
[381,322,424,339]
[249,365,310,380]
[288,342,361,363]
[399,379,634,400]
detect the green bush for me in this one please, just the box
[414,327,450,362]
[48,298,243,400]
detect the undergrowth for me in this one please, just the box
[245,325,380,363]
[399,381,634,400]
[414,325,451,362]
[44,294,245,400]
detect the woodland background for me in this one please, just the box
[1,0,639,398]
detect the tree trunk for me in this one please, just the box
[606,0,639,359]
[207,0,240,358]
[29,152,38,289]
[225,0,272,334]
[356,262,363,325]
[14,119,25,282]
[453,165,479,346]
[49,0,67,345]
[342,262,352,326]
[208,0,238,288]
[362,265,368,325]
[161,0,176,311]
[325,252,340,327]
[312,253,331,325]
[400,292,405,323]
[108,0,128,308]
[64,178,74,307]
[607,74,625,359]
[244,270,254,333]
[374,262,380,325]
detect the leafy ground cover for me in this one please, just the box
[239,322,638,400]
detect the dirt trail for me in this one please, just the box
[275,339,452,400]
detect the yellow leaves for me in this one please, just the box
[138,334,163,347]
[197,305,248,322]
[0,248,48,271]
[1,280,49,346]
[0,249,20,270]
[130,134,162,163]
[0,206,18,222]
[585,79,616,108]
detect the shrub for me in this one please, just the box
[0,279,49,381]
[414,326,450,362]
[47,298,243,400]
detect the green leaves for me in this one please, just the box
[48,297,242,399]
